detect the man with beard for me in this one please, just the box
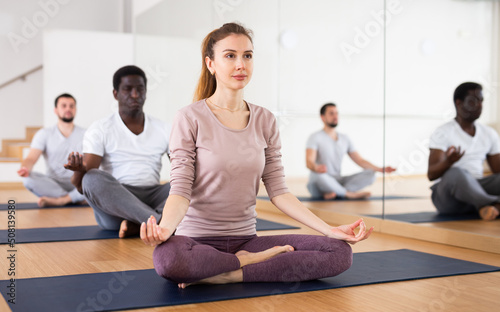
[64,65,171,237]
[306,103,395,200]
[428,82,500,220]
[18,93,87,207]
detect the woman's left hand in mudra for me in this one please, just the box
[328,219,373,244]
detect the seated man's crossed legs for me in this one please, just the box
[23,172,86,207]
[82,169,170,237]
[308,170,375,200]
[431,167,500,220]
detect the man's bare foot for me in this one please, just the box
[323,192,337,200]
[178,269,243,289]
[37,195,72,207]
[345,191,371,199]
[236,245,294,267]
[479,205,500,221]
[119,220,141,238]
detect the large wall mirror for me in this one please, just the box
[384,0,499,236]
[134,0,500,230]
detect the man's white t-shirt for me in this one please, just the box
[429,119,500,178]
[31,125,86,182]
[83,112,170,186]
[306,129,356,177]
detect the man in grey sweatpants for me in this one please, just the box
[18,93,86,207]
[65,65,171,237]
[428,82,500,220]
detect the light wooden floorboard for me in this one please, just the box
[0,207,97,230]
[0,185,499,311]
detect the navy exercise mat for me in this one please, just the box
[0,219,299,244]
[0,225,117,244]
[257,195,424,202]
[1,249,498,312]
[0,202,88,210]
[254,218,299,231]
[371,211,481,223]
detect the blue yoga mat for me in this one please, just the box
[257,195,424,202]
[369,211,481,223]
[1,249,497,312]
[0,219,299,244]
[0,202,88,210]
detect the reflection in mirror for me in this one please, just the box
[134,0,386,219]
[384,0,499,234]
[277,0,385,220]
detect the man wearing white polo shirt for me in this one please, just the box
[65,65,171,237]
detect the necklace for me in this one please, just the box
[206,98,245,112]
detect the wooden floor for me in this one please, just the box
[1,182,500,312]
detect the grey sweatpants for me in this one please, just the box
[307,170,376,198]
[82,169,170,230]
[431,167,500,215]
[22,171,86,203]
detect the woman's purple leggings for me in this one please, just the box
[153,234,352,283]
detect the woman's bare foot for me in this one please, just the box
[177,245,294,289]
[323,192,337,200]
[479,205,500,221]
[345,191,371,199]
[37,194,72,207]
[178,270,243,289]
[236,245,294,267]
[119,220,141,238]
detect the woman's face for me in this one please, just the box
[206,34,254,92]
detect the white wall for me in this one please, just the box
[132,0,164,18]
[134,35,200,124]
[43,29,134,128]
[0,70,43,142]
[0,0,125,83]
[0,0,125,148]
[386,0,494,120]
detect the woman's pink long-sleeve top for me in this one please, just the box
[168,100,289,237]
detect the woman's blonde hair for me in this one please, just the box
[193,22,253,102]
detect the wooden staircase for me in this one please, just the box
[0,126,41,186]
[0,126,41,162]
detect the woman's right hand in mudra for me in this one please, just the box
[140,216,171,246]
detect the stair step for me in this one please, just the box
[0,157,21,162]
[0,126,40,157]
[7,142,30,159]
[26,127,41,142]
[0,182,24,189]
